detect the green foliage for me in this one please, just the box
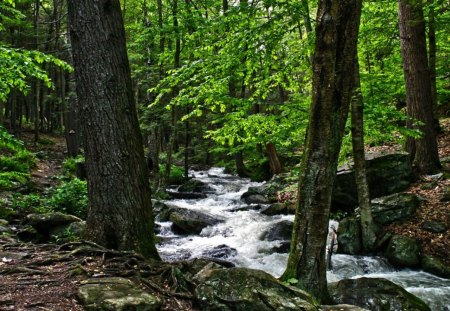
[0,171,30,190]
[62,155,85,178]
[46,178,88,219]
[159,164,185,184]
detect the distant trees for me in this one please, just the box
[398,0,441,174]
[282,0,362,302]
[67,0,159,259]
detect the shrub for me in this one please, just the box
[0,172,30,190]
[62,155,85,178]
[46,178,88,219]
[159,164,185,184]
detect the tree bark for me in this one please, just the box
[266,142,282,175]
[68,0,160,259]
[398,0,441,174]
[351,60,377,252]
[282,0,362,303]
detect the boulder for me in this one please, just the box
[241,173,289,203]
[49,221,86,242]
[261,220,293,241]
[260,203,287,216]
[167,191,207,200]
[27,212,83,234]
[422,221,447,233]
[241,193,270,204]
[371,193,420,225]
[177,179,207,193]
[332,153,413,211]
[169,208,224,234]
[421,255,450,279]
[320,305,369,311]
[78,277,161,311]
[329,277,430,311]
[337,217,362,255]
[201,244,237,259]
[195,267,317,311]
[385,235,420,267]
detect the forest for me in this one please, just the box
[0,0,449,310]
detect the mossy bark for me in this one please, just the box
[282,0,362,303]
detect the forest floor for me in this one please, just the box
[0,120,449,310]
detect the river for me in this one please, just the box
[156,167,450,310]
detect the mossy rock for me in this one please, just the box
[371,193,420,225]
[421,255,450,279]
[195,267,318,311]
[385,235,420,267]
[329,277,430,311]
[337,217,362,255]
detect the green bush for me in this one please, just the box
[46,178,88,219]
[0,126,36,174]
[62,155,85,178]
[159,164,185,184]
[0,172,30,190]
[11,193,50,215]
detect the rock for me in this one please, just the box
[78,277,161,311]
[421,255,450,279]
[195,267,317,311]
[260,203,287,216]
[177,179,207,193]
[202,244,237,259]
[261,220,293,241]
[371,193,420,225]
[329,277,430,311]
[0,219,8,226]
[267,241,291,253]
[241,174,289,202]
[0,207,16,221]
[167,191,207,200]
[49,221,86,242]
[385,235,420,267]
[27,212,83,234]
[337,217,362,255]
[332,153,413,211]
[320,305,369,311]
[241,193,270,204]
[169,208,224,234]
[0,225,9,234]
[422,221,447,233]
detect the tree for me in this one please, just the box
[67,0,160,259]
[398,0,441,174]
[282,0,362,303]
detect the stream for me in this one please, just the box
[156,167,450,310]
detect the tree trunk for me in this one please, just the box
[398,0,441,174]
[282,0,362,303]
[68,0,160,259]
[266,142,282,175]
[351,60,376,252]
[427,0,440,132]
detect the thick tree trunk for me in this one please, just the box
[427,0,440,132]
[351,61,376,252]
[282,0,362,303]
[68,0,160,259]
[398,0,441,174]
[266,142,282,175]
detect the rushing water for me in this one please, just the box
[156,167,450,311]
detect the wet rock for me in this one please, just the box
[371,193,420,225]
[260,203,287,216]
[385,235,420,267]
[167,191,207,200]
[177,179,207,193]
[332,153,413,212]
[329,277,430,311]
[261,220,293,241]
[169,208,224,234]
[241,193,270,204]
[78,277,161,311]
[422,220,447,233]
[241,174,289,203]
[27,212,83,234]
[421,255,450,279]
[337,217,362,255]
[195,267,317,311]
[268,241,291,253]
[202,244,237,259]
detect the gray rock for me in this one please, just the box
[421,255,450,279]
[27,212,83,233]
[371,193,420,225]
[242,194,270,204]
[195,267,317,311]
[385,235,420,267]
[50,221,86,242]
[422,221,447,233]
[241,174,289,203]
[169,208,224,234]
[177,179,207,193]
[260,203,287,216]
[0,219,8,226]
[329,277,430,311]
[78,277,161,311]
[261,220,293,241]
[320,305,369,311]
[202,244,237,259]
[167,191,207,200]
[332,153,413,211]
[337,217,362,255]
